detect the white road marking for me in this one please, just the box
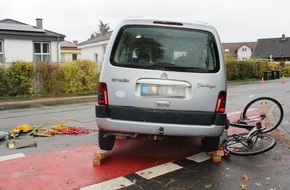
[81,177,134,190]
[186,152,211,163]
[0,153,25,161]
[136,162,182,179]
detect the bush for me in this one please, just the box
[6,62,35,95]
[77,60,99,92]
[35,62,62,95]
[0,65,9,96]
[226,60,240,80]
[281,65,290,77]
[59,60,98,94]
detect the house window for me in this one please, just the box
[33,42,51,62]
[0,40,3,63]
[72,54,77,61]
[95,53,98,63]
[61,53,65,62]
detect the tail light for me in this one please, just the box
[98,82,108,105]
[153,21,183,26]
[215,91,227,113]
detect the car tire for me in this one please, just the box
[98,129,115,150]
[202,136,220,152]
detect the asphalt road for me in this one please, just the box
[0,78,289,155]
[0,95,98,156]
[0,78,290,190]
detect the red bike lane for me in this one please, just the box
[0,112,258,190]
[0,135,201,190]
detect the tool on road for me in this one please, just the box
[0,131,8,140]
[6,140,37,149]
[8,118,95,138]
[9,124,32,138]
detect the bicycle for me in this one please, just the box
[222,97,284,156]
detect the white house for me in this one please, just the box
[222,42,257,60]
[0,18,65,64]
[78,31,112,71]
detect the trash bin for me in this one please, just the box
[263,71,271,80]
[270,70,277,79]
[276,70,281,79]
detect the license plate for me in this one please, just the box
[141,84,186,98]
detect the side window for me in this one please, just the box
[33,42,51,62]
[0,40,3,63]
[203,42,216,70]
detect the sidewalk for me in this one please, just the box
[0,95,98,110]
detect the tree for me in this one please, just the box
[90,20,110,39]
[98,20,110,35]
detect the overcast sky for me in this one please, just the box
[1,0,289,43]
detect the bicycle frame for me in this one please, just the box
[246,122,265,138]
[240,115,265,123]
[228,111,265,130]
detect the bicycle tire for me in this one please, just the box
[243,97,284,133]
[225,133,277,156]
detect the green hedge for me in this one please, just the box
[0,60,99,97]
[6,62,35,96]
[59,60,98,94]
[35,62,62,95]
[0,65,9,96]
[226,59,290,80]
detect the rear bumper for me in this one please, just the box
[96,105,227,137]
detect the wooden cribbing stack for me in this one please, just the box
[208,149,225,163]
[93,152,108,165]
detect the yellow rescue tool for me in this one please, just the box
[10,124,33,137]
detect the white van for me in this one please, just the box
[96,17,227,151]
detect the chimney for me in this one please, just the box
[281,34,286,41]
[73,40,78,45]
[36,18,43,29]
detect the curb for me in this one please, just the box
[0,95,98,110]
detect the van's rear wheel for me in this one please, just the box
[98,129,115,150]
[202,137,220,152]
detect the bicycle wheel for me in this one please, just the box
[225,133,277,156]
[243,97,283,133]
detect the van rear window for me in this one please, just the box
[110,25,220,73]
